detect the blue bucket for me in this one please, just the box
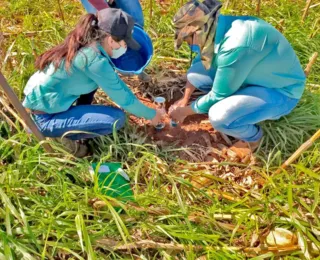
[111,25,153,75]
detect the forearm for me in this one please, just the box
[102,80,156,120]
[85,56,156,120]
[123,99,156,120]
[183,81,196,102]
[191,90,224,114]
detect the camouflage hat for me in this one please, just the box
[173,0,222,69]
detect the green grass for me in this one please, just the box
[1,0,320,259]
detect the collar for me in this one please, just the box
[96,42,117,68]
[214,15,227,53]
[97,42,110,59]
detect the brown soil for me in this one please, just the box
[129,92,228,161]
[95,71,261,189]
[121,72,239,162]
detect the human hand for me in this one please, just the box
[168,98,189,114]
[169,106,195,124]
[150,109,165,127]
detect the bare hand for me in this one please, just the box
[169,106,195,124]
[150,109,165,127]
[168,98,189,114]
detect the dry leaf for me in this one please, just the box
[311,242,320,255]
[191,175,214,189]
[298,231,311,260]
[266,228,297,247]
[250,231,260,247]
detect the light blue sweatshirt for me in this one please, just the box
[192,15,306,114]
[23,44,156,120]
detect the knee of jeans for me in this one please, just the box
[208,105,227,130]
[113,110,126,130]
[136,18,144,28]
[187,72,204,90]
[187,71,212,92]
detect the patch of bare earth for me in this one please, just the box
[95,71,263,189]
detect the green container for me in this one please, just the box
[90,162,134,202]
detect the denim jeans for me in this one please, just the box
[187,60,300,142]
[32,90,126,140]
[80,0,144,28]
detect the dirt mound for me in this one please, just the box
[94,71,261,189]
[95,72,236,162]
[94,72,255,162]
[128,97,228,161]
[118,72,239,162]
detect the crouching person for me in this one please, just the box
[23,9,162,157]
[169,0,306,158]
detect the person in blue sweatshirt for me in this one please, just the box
[23,9,162,156]
[81,0,144,28]
[169,0,306,158]
[80,0,151,82]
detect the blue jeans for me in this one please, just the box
[188,60,300,142]
[32,91,126,140]
[80,0,144,28]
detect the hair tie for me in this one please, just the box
[91,14,98,27]
[91,19,97,27]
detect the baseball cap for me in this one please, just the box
[97,8,141,50]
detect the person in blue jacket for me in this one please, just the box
[81,0,144,28]
[23,9,162,156]
[80,0,150,81]
[169,0,306,158]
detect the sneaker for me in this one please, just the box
[138,71,152,82]
[228,139,261,161]
[54,138,89,158]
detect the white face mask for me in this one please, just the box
[111,45,127,59]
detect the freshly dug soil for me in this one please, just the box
[94,71,261,189]
[121,72,237,162]
[129,92,228,158]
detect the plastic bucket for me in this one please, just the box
[111,25,153,75]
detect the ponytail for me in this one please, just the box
[35,14,104,72]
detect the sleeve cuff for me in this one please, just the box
[191,99,209,114]
[143,107,157,120]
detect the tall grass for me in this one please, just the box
[0,0,320,259]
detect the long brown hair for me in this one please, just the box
[35,14,105,72]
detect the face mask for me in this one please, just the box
[108,36,127,59]
[111,45,127,59]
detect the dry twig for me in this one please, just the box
[302,0,312,22]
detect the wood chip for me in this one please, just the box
[226,149,237,159]
[211,148,222,156]
[250,232,260,247]
[191,176,214,189]
[241,154,251,164]
[200,120,210,124]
